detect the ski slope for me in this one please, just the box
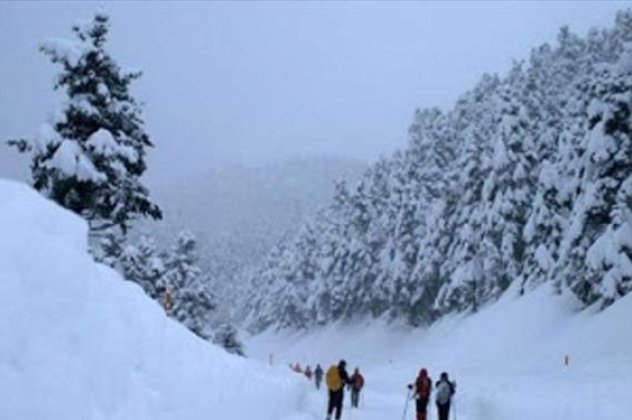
[0,179,309,420]
[248,283,632,420]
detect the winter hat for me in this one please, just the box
[419,368,428,377]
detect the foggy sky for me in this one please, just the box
[0,1,626,187]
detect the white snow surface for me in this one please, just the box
[46,139,106,182]
[249,283,632,420]
[1,178,630,420]
[0,179,308,420]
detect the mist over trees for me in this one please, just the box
[142,158,365,318]
[242,11,632,332]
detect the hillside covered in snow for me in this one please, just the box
[0,179,308,420]
[140,157,364,312]
[242,11,632,332]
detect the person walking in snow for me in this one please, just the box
[408,368,432,420]
[325,360,352,420]
[314,364,324,389]
[350,367,365,408]
[305,365,313,381]
[435,372,456,420]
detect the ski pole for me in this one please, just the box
[401,388,412,420]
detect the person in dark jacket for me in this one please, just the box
[435,372,456,420]
[326,360,352,420]
[408,368,432,420]
[350,367,365,408]
[314,364,324,389]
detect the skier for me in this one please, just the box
[407,368,432,420]
[305,365,313,381]
[435,372,456,420]
[350,367,365,408]
[325,360,351,420]
[314,364,324,389]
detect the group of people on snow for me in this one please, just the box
[324,360,365,420]
[290,360,365,420]
[291,359,454,420]
[289,362,325,388]
[408,368,456,420]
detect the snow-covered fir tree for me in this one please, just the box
[119,236,165,300]
[95,228,125,268]
[557,55,632,307]
[164,231,216,339]
[7,10,161,234]
[212,324,245,357]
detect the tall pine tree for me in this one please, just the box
[7,11,160,233]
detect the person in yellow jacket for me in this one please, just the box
[325,360,352,420]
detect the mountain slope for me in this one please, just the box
[242,10,632,331]
[0,179,307,420]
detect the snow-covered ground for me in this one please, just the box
[1,177,630,420]
[0,179,309,420]
[248,284,632,420]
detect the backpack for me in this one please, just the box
[435,381,452,405]
[416,376,431,399]
[326,365,343,391]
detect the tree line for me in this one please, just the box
[243,11,632,331]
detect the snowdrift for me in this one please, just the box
[249,283,632,420]
[0,179,307,420]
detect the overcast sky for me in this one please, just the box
[0,1,627,187]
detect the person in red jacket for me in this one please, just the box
[350,367,365,408]
[408,368,432,420]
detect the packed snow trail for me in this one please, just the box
[248,284,632,420]
[276,368,631,420]
[256,354,632,420]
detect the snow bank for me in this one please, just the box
[249,282,632,420]
[0,179,307,420]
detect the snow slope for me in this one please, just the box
[248,284,632,420]
[0,179,309,420]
